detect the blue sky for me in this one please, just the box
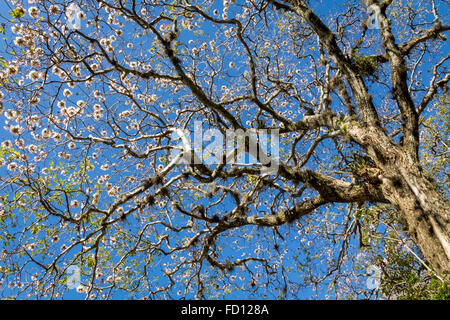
[0,0,448,300]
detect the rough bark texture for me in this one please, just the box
[353,124,450,277]
[383,164,450,277]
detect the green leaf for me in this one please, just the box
[10,8,25,19]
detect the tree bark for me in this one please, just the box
[350,124,450,279]
[379,157,450,279]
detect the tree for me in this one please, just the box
[0,0,448,299]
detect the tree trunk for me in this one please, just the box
[350,125,450,280]
[378,153,450,279]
